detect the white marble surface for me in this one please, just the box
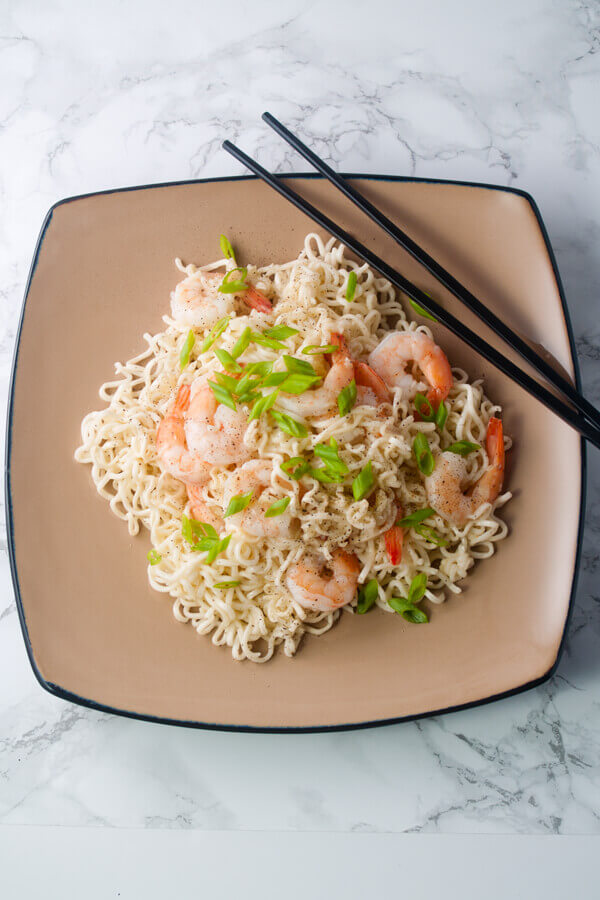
[1,0,599,837]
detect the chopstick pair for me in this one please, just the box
[223,114,600,450]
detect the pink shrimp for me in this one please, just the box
[286,550,360,612]
[368,331,453,408]
[170,270,272,329]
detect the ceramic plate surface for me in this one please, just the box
[6,174,585,731]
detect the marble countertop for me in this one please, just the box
[1,0,599,843]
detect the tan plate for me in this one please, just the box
[6,175,585,732]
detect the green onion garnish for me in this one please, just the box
[213,372,241,394]
[414,523,448,547]
[409,290,437,322]
[414,393,436,422]
[244,361,274,377]
[302,344,337,355]
[230,326,252,360]
[435,400,448,430]
[147,549,162,565]
[280,457,309,480]
[388,596,429,623]
[234,371,260,396]
[408,572,427,604]
[264,496,291,518]
[219,234,236,262]
[280,373,321,395]
[445,440,481,456]
[214,580,241,589]
[398,507,435,528]
[218,267,248,294]
[205,534,231,566]
[413,433,435,476]
[199,316,230,353]
[264,325,299,341]
[356,579,378,614]
[261,371,289,388]
[314,438,349,477]
[337,379,357,416]
[250,332,287,351]
[352,461,374,501]
[269,410,309,438]
[224,490,254,518]
[208,380,237,411]
[283,356,318,376]
[309,467,346,484]
[345,271,358,302]
[248,390,279,421]
[214,347,243,374]
[181,515,230,563]
[179,330,195,370]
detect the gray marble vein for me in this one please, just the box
[0,0,599,832]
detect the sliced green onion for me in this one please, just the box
[199,316,230,353]
[302,344,337,355]
[264,496,291,518]
[206,534,231,565]
[214,371,240,394]
[237,390,260,406]
[345,270,358,302]
[445,440,481,456]
[388,597,429,624]
[230,326,252,360]
[356,579,378,614]
[179,330,195,370]
[223,490,254,518]
[281,457,309,480]
[398,507,435,528]
[244,360,274,377]
[261,371,289,388]
[181,513,194,545]
[208,380,236,411]
[337,379,357,416]
[248,390,279,421]
[234,371,260,396]
[352,461,374,501]
[413,433,435,476]
[283,355,318,376]
[264,325,299,341]
[218,267,248,293]
[309,467,346,484]
[407,572,428,604]
[314,439,349,476]
[269,410,308,438]
[435,400,448,430]
[414,393,436,422]
[414,523,449,547]
[250,332,287,351]
[214,580,241,589]
[280,373,321,395]
[219,234,236,262]
[409,290,437,322]
[214,347,243,374]
[147,549,162,565]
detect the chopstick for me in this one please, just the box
[222,139,600,450]
[262,111,600,436]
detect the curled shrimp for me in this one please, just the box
[368,331,453,407]
[286,550,360,612]
[170,270,272,329]
[276,338,354,419]
[425,417,505,526]
[187,483,224,533]
[223,459,297,539]
[330,333,391,407]
[156,377,251,482]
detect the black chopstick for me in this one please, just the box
[262,111,600,436]
[222,139,600,450]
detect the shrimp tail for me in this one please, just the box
[486,416,504,469]
[243,286,273,315]
[384,506,404,564]
[174,382,191,414]
[355,361,392,404]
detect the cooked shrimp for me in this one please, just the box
[330,333,391,407]
[286,550,360,612]
[170,270,271,328]
[184,377,253,467]
[156,378,251,482]
[368,331,453,407]
[384,506,404,565]
[223,459,297,539]
[425,417,505,526]
[276,335,354,418]
[186,484,224,533]
[155,384,212,484]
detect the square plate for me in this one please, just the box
[6,175,585,731]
